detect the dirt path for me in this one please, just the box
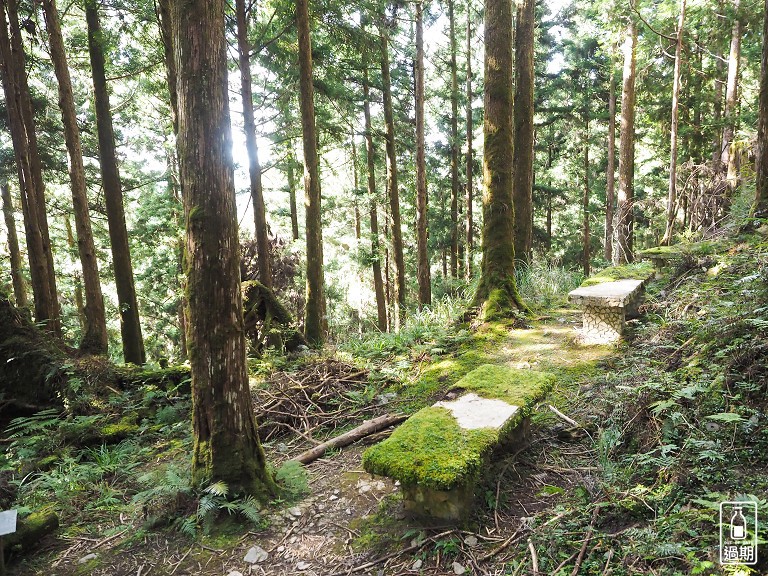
[19,312,613,576]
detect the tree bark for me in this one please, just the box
[721,0,741,193]
[236,0,272,289]
[287,145,300,241]
[362,33,387,332]
[756,0,768,213]
[582,119,590,277]
[513,0,535,266]
[473,0,523,318]
[662,0,686,246]
[1,183,26,307]
[614,18,637,265]
[171,0,276,498]
[379,19,406,329]
[604,59,616,262]
[156,0,178,134]
[0,0,60,334]
[42,0,108,354]
[449,0,459,278]
[86,1,145,365]
[296,0,326,345]
[415,1,431,308]
[465,0,473,280]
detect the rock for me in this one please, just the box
[287,506,302,517]
[78,553,97,564]
[227,572,244,576]
[277,546,285,553]
[464,535,478,547]
[411,559,423,570]
[277,442,289,453]
[452,561,466,574]
[296,561,311,570]
[244,545,268,563]
[329,494,339,501]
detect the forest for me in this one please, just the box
[1,0,767,572]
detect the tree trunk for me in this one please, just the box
[756,0,768,213]
[0,0,60,334]
[604,60,616,262]
[614,18,637,265]
[582,119,590,277]
[236,0,272,289]
[296,0,326,345]
[363,35,387,332]
[42,0,108,355]
[449,0,459,278]
[465,0,474,280]
[512,0,535,266]
[662,0,686,246]
[379,19,406,329]
[86,1,145,365]
[171,0,276,498]
[156,0,178,134]
[473,0,523,319]
[287,145,300,241]
[1,183,26,307]
[721,0,741,194]
[711,49,724,167]
[415,1,431,308]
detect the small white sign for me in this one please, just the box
[720,501,758,566]
[0,510,17,537]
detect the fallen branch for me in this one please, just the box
[478,528,525,562]
[548,404,579,428]
[290,413,407,464]
[570,507,600,576]
[529,539,539,575]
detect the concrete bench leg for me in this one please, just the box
[581,305,625,344]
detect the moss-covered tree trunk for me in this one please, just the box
[171,0,276,498]
[465,1,474,280]
[614,18,637,265]
[415,0,431,309]
[1,183,27,308]
[512,0,535,266]
[43,0,108,355]
[297,0,326,345]
[756,0,768,213]
[379,17,406,329]
[86,1,145,365]
[472,0,523,319]
[236,0,273,290]
[0,1,60,335]
[362,30,387,332]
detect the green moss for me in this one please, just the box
[101,415,139,441]
[580,262,655,287]
[364,364,554,490]
[450,364,555,408]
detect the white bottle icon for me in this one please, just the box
[731,506,747,540]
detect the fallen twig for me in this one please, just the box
[570,506,600,576]
[529,539,539,575]
[548,404,579,427]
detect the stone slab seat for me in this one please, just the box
[568,263,655,344]
[362,364,554,521]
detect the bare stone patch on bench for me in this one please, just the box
[362,364,554,521]
[568,264,655,344]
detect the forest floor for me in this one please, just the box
[6,224,768,575]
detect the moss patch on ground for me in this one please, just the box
[579,262,655,287]
[363,364,554,490]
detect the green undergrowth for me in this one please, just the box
[512,226,768,575]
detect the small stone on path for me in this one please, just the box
[78,553,97,564]
[411,559,423,570]
[243,545,268,563]
[463,535,478,547]
[227,572,244,576]
[296,561,311,570]
[287,506,302,517]
[453,561,466,574]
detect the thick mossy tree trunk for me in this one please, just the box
[415,0,431,309]
[0,1,60,335]
[379,16,406,329]
[614,18,637,265]
[296,0,326,345]
[236,0,273,290]
[512,0,535,266]
[171,0,277,498]
[1,183,27,308]
[43,0,108,355]
[472,0,523,320]
[86,1,145,365]
[756,0,768,213]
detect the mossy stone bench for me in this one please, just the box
[568,262,654,344]
[638,241,722,271]
[362,364,554,521]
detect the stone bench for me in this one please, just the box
[362,364,554,521]
[637,246,683,271]
[568,263,654,344]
